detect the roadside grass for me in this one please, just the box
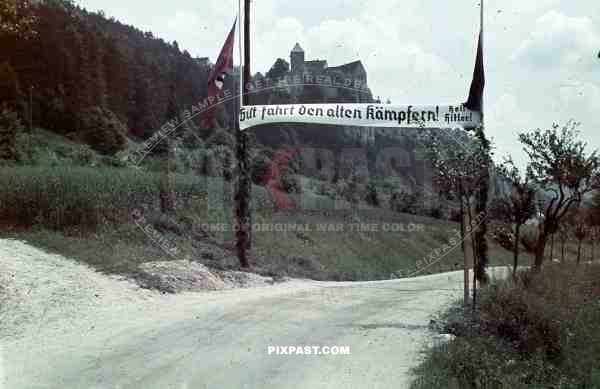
[411,263,600,389]
[0,163,532,289]
[250,205,525,281]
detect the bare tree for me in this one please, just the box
[518,121,600,270]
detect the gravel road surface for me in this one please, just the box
[0,239,506,389]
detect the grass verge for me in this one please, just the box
[411,263,600,389]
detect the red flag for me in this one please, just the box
[203,19,237,128]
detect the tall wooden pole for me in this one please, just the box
[473,0,488,312]
[29,86,33,131]
[235,0,251,267]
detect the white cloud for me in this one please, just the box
[513,10,599,69]
[77,0,600,160]
[167,11,199,33]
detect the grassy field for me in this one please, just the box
[0,162,529,286]
[410,263,600,389]
[0,128,534,287]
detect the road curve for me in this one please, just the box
[1,239,507,389]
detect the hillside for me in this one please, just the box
[0,0,521,288]
[2,0,513,215]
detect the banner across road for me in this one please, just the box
[239,103,482,130]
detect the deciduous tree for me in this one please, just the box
[495,158,536,277]
[518,121,600,270]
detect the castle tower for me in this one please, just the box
[290,43,305,75]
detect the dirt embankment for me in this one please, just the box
[0,239,272,338]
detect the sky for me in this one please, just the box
[78,0,600,167]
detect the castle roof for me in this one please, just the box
[291,42,304,53]
[327,60,365,74]
[305,60,327,67]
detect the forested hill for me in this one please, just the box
[1,0,231,154]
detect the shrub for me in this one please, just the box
[365,182,379,206]
[78,106,128,155]
[390,190,418,214]
[412,265,600,389]
[281,170,299,194]
[428,207,442,219]
[478,282,563,361]
[250,151,274,184]
[0,107,24,161]
[520,223,539,253]
[201,146,233,180]
[492,226,514,251]
[74,144,95,165]
[206,128,235,149]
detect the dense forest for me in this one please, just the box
[0,0,239,155]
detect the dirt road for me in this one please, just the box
[0,239,504,389]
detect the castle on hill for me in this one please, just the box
[273,43,373,103]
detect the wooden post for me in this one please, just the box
[235,0,251,267]
[472,0,486,312]
[460,181,469,306]
[29,86,33,131]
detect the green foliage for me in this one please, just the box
[201,145,234,180]
[496,159,536,226]
[74,144,95,165]
[78,106,127,155]
[519,223,539,254]
[250,151,274,184]
[412,264,600,389]
[390,190,418,213]
[488,198,512,223]
[365,182,378,206]
[206,128,235,149]
[0,107,24,160]
[519,122,599,191]
[0,0,37,40]
[519,122,600,269]
[0,62,21,106]
[0,166,206,231]
[3,0,212,149]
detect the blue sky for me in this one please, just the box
[78,0,600,167]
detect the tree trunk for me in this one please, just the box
[591,240,595,262]
[460,190,469,307]
[534,226,546,271]
[466,197,477,311]
[459,182,465,253]
[577,238,583,264]
[513,223,521,278]
[549,233,555,261]
[561,236,566,263]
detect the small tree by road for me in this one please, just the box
[493,158,536,277]
[518,121,600,270]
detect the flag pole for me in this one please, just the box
[238,0,243,111]
[235,0,251,267]
[472,0,488,311]
[480,0,484,119]
[244,0,253,251]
